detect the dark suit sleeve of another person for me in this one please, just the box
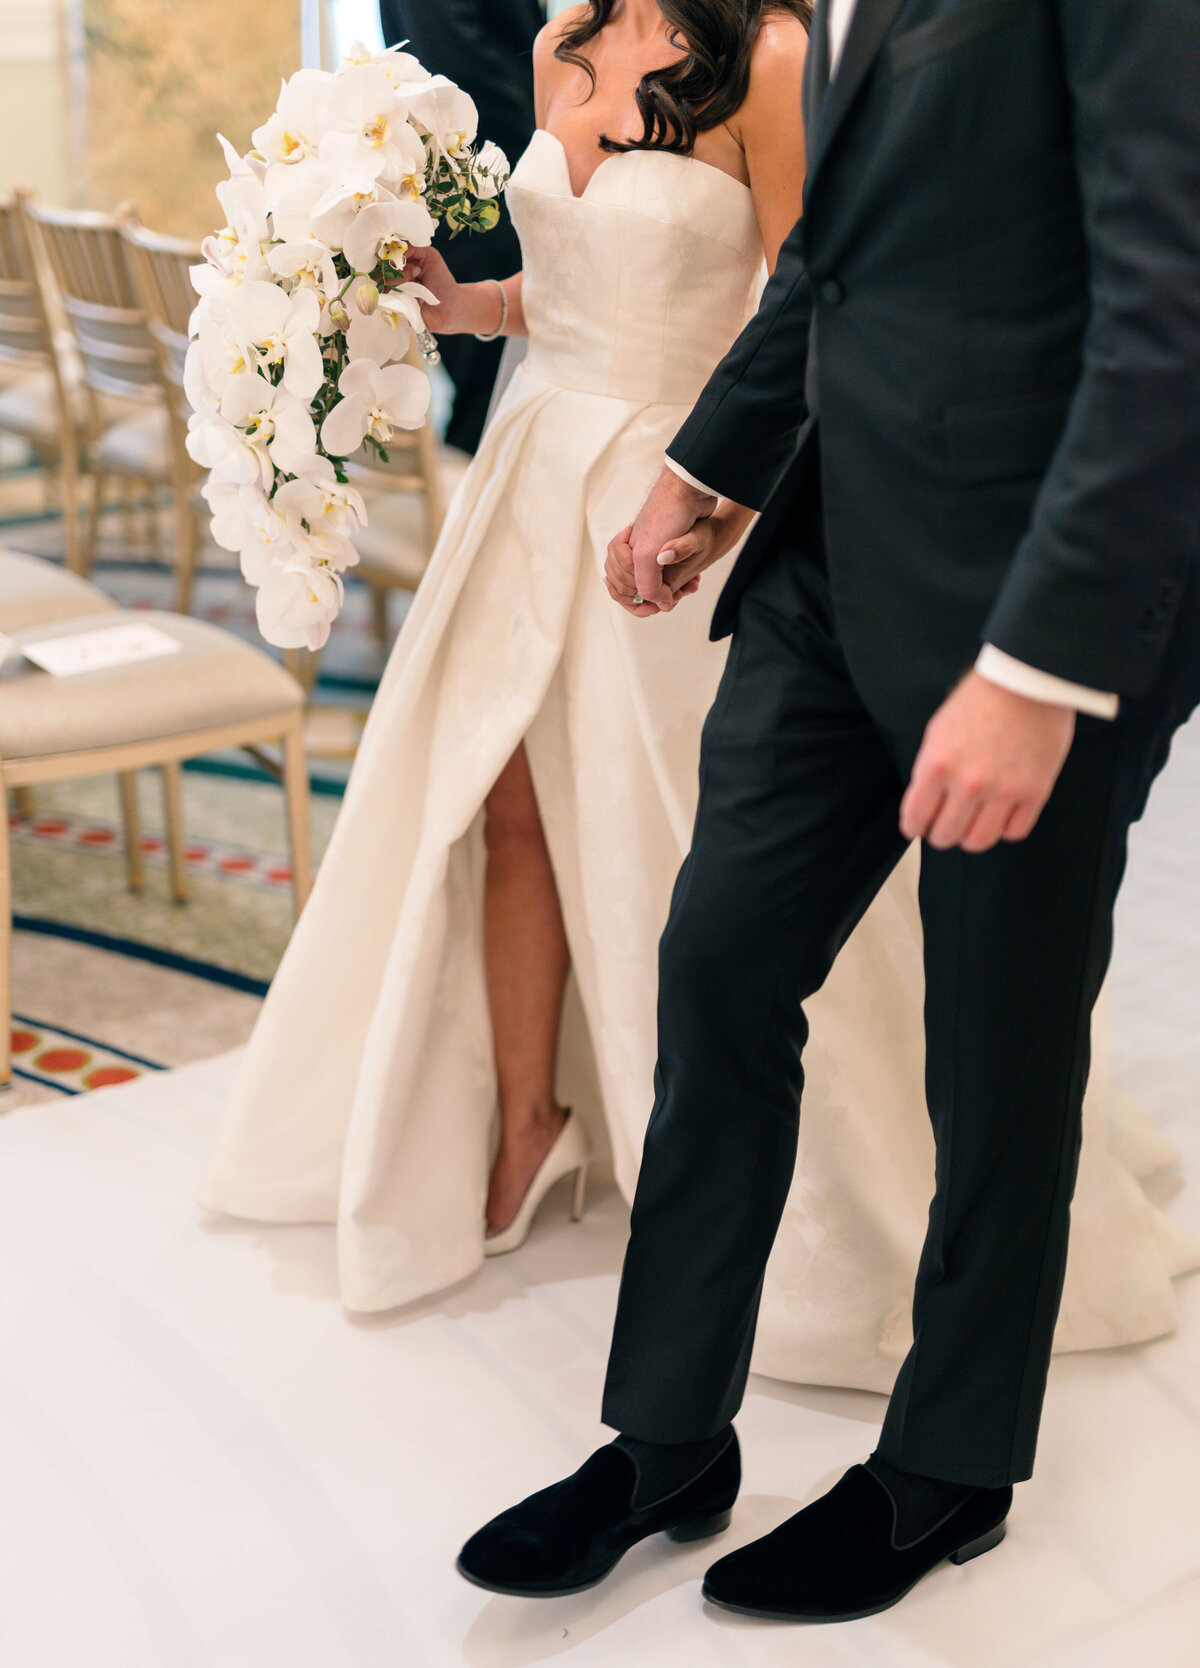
[983,0,1200,699]
[381,0,538,168]
[665,214,813,511]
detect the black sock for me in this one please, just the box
[613,1427,733,1510]
[864,1452,975,1547]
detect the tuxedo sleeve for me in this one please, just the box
[666,213,813,512]
[983,0,1200,698]
[383,0,537,167]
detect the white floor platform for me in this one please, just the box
[1,719,1199,1668]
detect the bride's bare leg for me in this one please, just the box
[483,742,571,1236]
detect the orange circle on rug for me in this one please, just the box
[80,828,116,846]
[34,1048,91,1073]
[219,856,255,873]
[83,1066,140,1090]
[10,1029,39,1054]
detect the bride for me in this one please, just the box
[204,0,1197,1383]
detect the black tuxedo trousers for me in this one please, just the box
[600,481,1174,1488]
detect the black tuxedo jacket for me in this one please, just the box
[670,0,1200,728]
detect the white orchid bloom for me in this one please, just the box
[345,280,436,365]
[405,75,479,162]
[264,156,340,245]
[184,322,249,418]
[228,281,324,401]
[217,133,266,183]
[215,168,269,247]
[471,141,511,200]
[292,453,368,533]
[320,357,430,456]
[196,201,274,296]
[309,179,398,253]
[186,414,257,485]
[342,40,426,89]
[319,64,427,194]
[218,373,317,487]
[255,560,343,651]
[252,69,331,168]
[342,197,437,274]
[268,236,340,302]
[203,477,289,583]
[273,472,361,572]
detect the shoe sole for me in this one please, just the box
[456,1508,735,1598]
[701,1519,1007,1622]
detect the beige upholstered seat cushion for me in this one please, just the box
[0,367,159,447]
[94,404,171,480]
[0,610,303,761]
[0,547,117,632]
[0,369,78,442]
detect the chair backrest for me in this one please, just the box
[0,192,54,375]
[119,222,201,423]
[22,199,159,407]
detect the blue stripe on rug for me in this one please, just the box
[12,915,270,996]
[11,1066,80,1095]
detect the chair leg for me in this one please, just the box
[82,466,107,577]
[0,793,12,1088]
[370,582,390,648]
[173,497,199,616]
[145,488,160,559]
[161,761,188,904]
[283,646,320,696]
[119,771,144,892]
[12,786,34,821]
[60,430,85,575]
[121,475,138,551]
[281,718,312,917]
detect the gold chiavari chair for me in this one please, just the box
[119,220,204,614]
[21,199,172,589]
[0,191,85,571]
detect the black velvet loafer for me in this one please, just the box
[702,1463,1011,1622]
[457,1431,740,1597]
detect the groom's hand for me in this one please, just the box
[619,467,718,613]
[900,671,1076,852]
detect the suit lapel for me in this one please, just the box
[803,0,832,135]
[806,0,910,195]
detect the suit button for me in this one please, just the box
[820,278,845,305]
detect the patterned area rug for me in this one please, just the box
[3,771,342,1111]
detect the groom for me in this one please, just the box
[457,0,1200,1621]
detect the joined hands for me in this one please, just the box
[604,467,752,616]
[608,472,1077,854]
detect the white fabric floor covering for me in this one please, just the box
[1,717,1198,1667]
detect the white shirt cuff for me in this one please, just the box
[976,645,1120,719]
[664,455,720,499]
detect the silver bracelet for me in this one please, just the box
[473,278,509,342]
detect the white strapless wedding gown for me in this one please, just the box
[204,132,1199,1390]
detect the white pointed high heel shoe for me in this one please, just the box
[484,1108,592,1256]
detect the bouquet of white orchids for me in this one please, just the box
[185,41,509,649]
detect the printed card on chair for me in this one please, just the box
[21,622,183,677]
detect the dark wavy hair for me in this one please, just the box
[555,0,813,156]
